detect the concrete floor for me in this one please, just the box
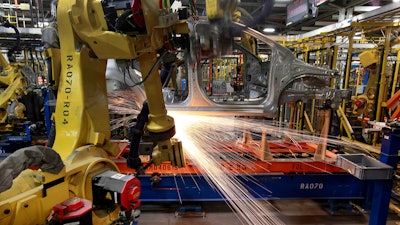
[137,199,399,225]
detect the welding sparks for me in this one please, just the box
[107,92,374,224]
[169,114,376,225]
[108,91,141,131]
[172,114,285,225]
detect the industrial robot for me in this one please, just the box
[0,0,240,224]
[0,17,46,153]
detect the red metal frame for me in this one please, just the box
[386,89,400,120]
[111,140,345,174]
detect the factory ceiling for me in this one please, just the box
[194,0,398,36]
[0,0,398,49]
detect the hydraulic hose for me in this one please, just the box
[0,17,20,62]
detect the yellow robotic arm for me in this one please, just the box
[53,0,183,165]
[351,50,379,116]
[0,53,27,128]
[0,18,32,131]
[0,1,188,224]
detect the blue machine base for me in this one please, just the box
[138,173,366,202]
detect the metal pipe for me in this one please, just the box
[373,27,392,145]
[28,0,35,26]
[35,0,40,27]
[297,101,304,131]
[310,99,315,126]
[331,45,339,71]
[340,33,354,136]
[343,34,354,90]
[336,107,354,140]
[304,111,314,133]
[391,50,400,100]
[40,0,44,26]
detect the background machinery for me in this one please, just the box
[0,16,47,154]
[0,0,397,225]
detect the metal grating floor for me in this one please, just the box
[137,199,399,225]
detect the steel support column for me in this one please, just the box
[369,132,399,225]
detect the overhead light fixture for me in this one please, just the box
[263,28,275,33]
[354,6,381,12]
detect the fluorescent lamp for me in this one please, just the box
[354,6,381,12]
[263,28,275,33]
